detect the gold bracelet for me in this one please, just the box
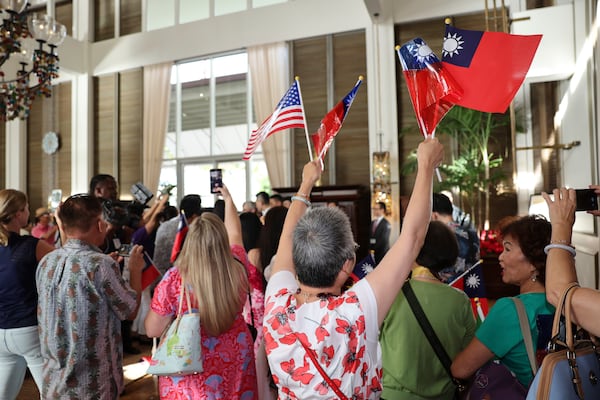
[551,238,572,246]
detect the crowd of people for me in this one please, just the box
[1,137,599,399]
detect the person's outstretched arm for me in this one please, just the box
[218,184,243,248]
[543,188,600,336]
[271,160,321,277]
[366,137,443,326]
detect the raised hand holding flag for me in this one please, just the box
[311,77,363,162]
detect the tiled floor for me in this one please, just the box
[17,342,158,399]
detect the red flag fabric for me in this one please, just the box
[243,80,306,160]
[450,262,489,324]
[170,211,188,264]
[441,24,541,114]
[141,252,161,290]
[397,39,462,136]
[311,78,363,160]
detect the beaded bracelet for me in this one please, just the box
[551,238,571,245]
[291,195,311,207]
[544,243,576,257]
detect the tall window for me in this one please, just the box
[159,52,269,209]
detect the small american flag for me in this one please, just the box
[243,80,306,160]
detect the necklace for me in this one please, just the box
[296,288,337,303]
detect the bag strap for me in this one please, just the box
[402,280,465,389]
[295,334,349,400]
[177,280,193,317]
[511,297,537,375]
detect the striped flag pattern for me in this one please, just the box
[243,80,306,160]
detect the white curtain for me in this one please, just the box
[248,43,292,188]
[143,62,173,194]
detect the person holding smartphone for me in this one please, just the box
[542,187,600,337]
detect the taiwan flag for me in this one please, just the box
[441,24,541,114]
[170,211,188,264]
[141,252,161,290]
[450,261,489,325]
[311,77,363,161]
[397,38,462,136]
[351,252,376,283]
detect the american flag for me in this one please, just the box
[243,80,306,160]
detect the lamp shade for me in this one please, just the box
[0,0,27,14]
[28,13,52,42]
[47,21,66,46]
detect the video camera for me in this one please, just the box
[102,182,154,228]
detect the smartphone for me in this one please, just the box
[575,189,598,211]
[118,244,132,257]
[210,169,223,194]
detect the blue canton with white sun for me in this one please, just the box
[442,32,465,58]
[398,38,441,70]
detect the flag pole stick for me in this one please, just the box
[448,259,484,286]
[295,76,313,162]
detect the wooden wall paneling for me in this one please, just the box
[332,31,369,186]
[56,1,73,37]
[56,82,72,197]
[0,123,4,189]
[27,96,44,210]
[118,69,143,198]
[120,0,142,36]
[94,74,117,177]
[292,37,328,185]
[94,0,115,41]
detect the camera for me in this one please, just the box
[575,189,598,211]
[131,182,154,205]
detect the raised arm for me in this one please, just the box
[271,160,321,277]
[217,184,243,248]
[140,193,169,232]
[543,187,600,336]
[366,137,443,325]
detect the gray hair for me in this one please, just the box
[293,206,355,287]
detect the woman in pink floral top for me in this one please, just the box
[264,138,444,399]
[145,185,257,399]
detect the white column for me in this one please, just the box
[5,120,27,190]
[365,0,399,240]
[70,73,94,195]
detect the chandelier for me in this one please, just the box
[0,0,66,121]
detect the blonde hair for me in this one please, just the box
[0,189,28,246]
[177,212,248,336]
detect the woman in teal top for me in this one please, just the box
[452,215,555,388]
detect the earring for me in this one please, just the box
[531,274,537,282]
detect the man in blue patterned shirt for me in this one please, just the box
[36,194,144,399]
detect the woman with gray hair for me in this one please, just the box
[263,138,444,399]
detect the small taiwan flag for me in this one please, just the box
[450,261,489,325]
[170,211,188,264]
[351,252,376,283]
[141,252,161,290]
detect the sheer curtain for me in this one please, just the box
[143,62,172,193]
[248,42,291,188]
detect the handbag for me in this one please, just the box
[465,298,535,400]
[527,283,600,399]
[146,282,203,376]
